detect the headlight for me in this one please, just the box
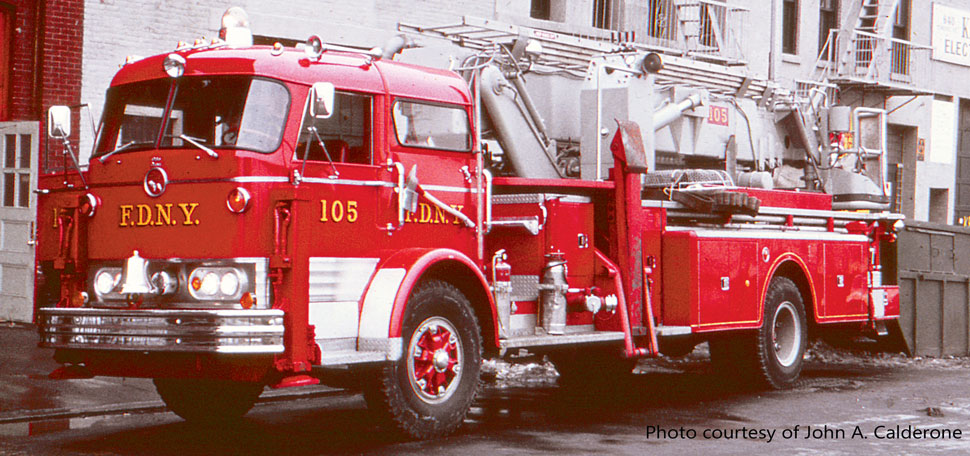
[94,269,121,296]
[200,272,220,296]
[220,272,240,296]
[188,267,248,301]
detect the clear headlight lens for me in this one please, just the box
[200,272,220,296]
[94,270,119,295]
[220,272,240,296]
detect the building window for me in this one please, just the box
[893,0,910,39]
[782,0,798,55]
[891,0,911,75]
[593,0,615,30]
[818,0,838,56]
[531,0,551,20]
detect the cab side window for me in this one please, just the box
[296,91,372,165]
[392,100,471,152]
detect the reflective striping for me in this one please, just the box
[358,268,406,339]
[665,227,870,243]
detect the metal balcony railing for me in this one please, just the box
[627,0,747,64]
[833,29,931,87]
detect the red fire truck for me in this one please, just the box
[35,10,902,439]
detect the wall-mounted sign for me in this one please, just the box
[932,3,970,67]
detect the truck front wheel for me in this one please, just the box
[153,378,263,423]
[364,280,482,439]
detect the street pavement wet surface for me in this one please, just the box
[2,338,970,455]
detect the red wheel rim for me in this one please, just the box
[407,316,463,404]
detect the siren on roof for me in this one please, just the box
[220,7,253,47]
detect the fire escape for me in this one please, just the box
[819,0,931,97]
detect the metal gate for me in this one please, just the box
[896,220,970,356]
[0,122,39,322]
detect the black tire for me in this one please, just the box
[753,276,807,388]
[709,277,807,389]
[549,346,636,390]
[153,378,263,424]
[363,280,482,439]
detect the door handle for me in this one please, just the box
[27,221,36,247]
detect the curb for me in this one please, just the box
[0,386,348,424]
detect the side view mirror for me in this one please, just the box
[403,165,419,213]
[48,105,71,139]
[309,82,335,119]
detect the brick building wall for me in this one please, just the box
[5,0,40,121]
[2,0,84,172]
[4,0,83,120]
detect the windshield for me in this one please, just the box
[95,76,290,157]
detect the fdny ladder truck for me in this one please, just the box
[35,9,902,439]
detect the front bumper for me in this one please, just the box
[38,307,285,354]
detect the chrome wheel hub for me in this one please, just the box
[771,301,801,367]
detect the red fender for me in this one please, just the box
[378,248,497,345]
[762,253,818,325]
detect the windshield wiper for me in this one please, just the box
[98,140,149,163]
[175,134,218,159]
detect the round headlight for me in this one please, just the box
[220,272,240,296]
[94,270,118,295]
[200,272,220,296]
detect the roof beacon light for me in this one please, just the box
[163,53,186,78]
[305,35,325,60]
[220,7,253,47]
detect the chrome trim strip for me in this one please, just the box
[758,205,904,221]
[493,193,591,205]
[38,308,284,353]
[168,176,475,193]
[422,184,477,194]
[302,177,396,188]
[227,176,290,184]
[641,199,903,221]
[665,226,870,242]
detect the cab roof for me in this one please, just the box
[110,45,472,106]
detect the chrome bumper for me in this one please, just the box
[38,308,285,354]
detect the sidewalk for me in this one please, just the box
[0,322,340,423]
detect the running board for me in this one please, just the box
[318,350,387,366]
[655,325,692,336]
[500,331,625,350]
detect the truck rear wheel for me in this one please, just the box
[153,378,263,424]
[364,280,482,439]
[753,276,807,388]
